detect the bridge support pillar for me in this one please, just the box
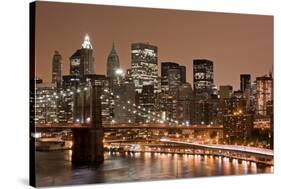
[72,85,104,164]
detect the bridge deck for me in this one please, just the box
[160,139,273,157]
[35,123,223,130]
[104,139,273,157]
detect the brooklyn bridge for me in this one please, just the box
[33,85,273,166]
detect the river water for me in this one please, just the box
[36,150,273,187]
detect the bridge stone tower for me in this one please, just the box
[72,84,104,164]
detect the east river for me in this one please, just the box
[36,150,273,187]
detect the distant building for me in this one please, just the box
[69,34,94,76]
[161,62,186,93]
[52,50,62,87]
[176,82,193,124]
[107,42,122,92]
[136,85,158,123]
[219,85,233,99]
[189,97,209,125]
[256,75,273,116]
[114,79,136,124]
[207,95,221,125]
[131,43,158,93]
[223,112,253,144]
[240,74,251,92]
[35,83,59,124]
[193,59,214,96]
[160,93,178,124]
[221,96,247,115]
[160,62,187,123]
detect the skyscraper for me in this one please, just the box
[107,42,121,91]
[52,50,62,87]
[240,74,251,92]
[35,82,59,124]
[256,75,273,116]
[70,34,94,76]
[161,62,186,93]
[131,43,158,93]
[193,59,214,96]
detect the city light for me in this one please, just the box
[115,68,124,75]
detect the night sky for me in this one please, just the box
[35,1,273,90]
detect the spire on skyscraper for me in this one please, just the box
[82,34,93,49]
[110,41,117,55]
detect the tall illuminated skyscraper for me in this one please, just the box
[131,43,158,93]
[193,59,214,96]
[70,34,94,76]
[52,50,62,87]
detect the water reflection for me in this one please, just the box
[36,150,273,187]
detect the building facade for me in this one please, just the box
[35,83,59,124]
[193,59,214,96]
[52,50,62,87]
[131,43,158,93]
[69,34,94,77]
[256,75,273,116]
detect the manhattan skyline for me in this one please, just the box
[35,1,273,90]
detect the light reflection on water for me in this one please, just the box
[36,150,273,187]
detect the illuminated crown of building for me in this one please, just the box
[82,34,93,49]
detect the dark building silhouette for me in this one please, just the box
[193,59,214,96]
[176,83,193,124]
[52,50,62,87]
[161,62,186,93]
[161,62,179,92]
[240,74,251,92]
[160,62,186,124]
[179,65,186,83]
[106,42,121,91]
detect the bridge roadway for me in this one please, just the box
[160,139,273,157]
[35,123,223,131]
[104,138,273,157]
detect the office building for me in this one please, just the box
[131,43,158,93]
[193,59,214,96]
[240,74,251,92]
[69,34,94,76]
[256,75,273,116]
[52,50,62,87]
